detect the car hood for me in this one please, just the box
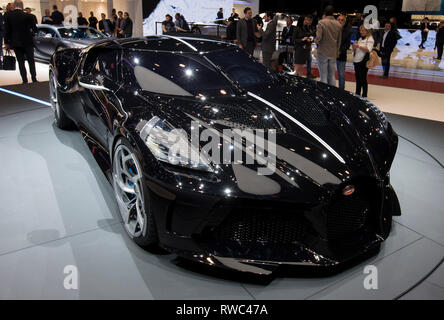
[129,76,397,202]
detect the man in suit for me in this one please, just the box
[120,12,133,38]
[77,12,88,26]
[259,11,279,68]
[236,7,259,56]
[281,16,294,45]
[4,0,37,83]
[99,13,114,36]
[24,7,37,25]
[379,22,398,79]
[89,11,98,29]
[419,17,429,49]
[51,5,64,25]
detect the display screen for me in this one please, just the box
[142,0,234,36]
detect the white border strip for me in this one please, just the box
[0,87,51,107]
[247,91,346,164]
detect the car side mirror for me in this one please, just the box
[79,74,110,91]
[44,33,53,38]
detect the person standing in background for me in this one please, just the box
[174,13,190,32]
[337,14,351,89]
[161,14,175,34]
[236,7,259,56]
[111,8,117,36]
[435,20,444,60]
[120,12,133,38]
[231,8,239,19]
[41,9,52,24]
[304,15,316,79]
[258,12,279,68]
[51,5,64,25]
[353,25,374,97]
[419,17,429,49]
[115,11,124,38]
[77,12,88,26]
[293,15,314,76]
[89,11,98,29]
[315,6,342,86]
[4,0,38,83]
[24,7,37,25]
[226,17,237,41]
[217,8,223,21]
[99,13,113,36]
[379,22,398,79]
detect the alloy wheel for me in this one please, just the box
[113,144,146,238]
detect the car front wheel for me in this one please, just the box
[112,137,158,248]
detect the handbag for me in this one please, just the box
[366,49,380,69]
[2,51,16,71]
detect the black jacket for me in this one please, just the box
[121,18,133,38]
[51,10,64,25]
[226,21,237,41]
[99,19,114,34]
[338,26,352,61]
[4,9,37,48]
[89,16,98,29]
[380,30,398,54]
[436,27,444,44]
[281,25,295,45]
[0,13,4,36]
[77,16,88,26]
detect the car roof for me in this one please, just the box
[114,35,236,53]
[36,24,93,29]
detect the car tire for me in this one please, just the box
[49,69,75,130]
[112,137,159,248]
[192,26,201,34]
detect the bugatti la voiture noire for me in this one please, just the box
[49,36,400,275]
[34,25,107,62]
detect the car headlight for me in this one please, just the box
[137,116,213,172]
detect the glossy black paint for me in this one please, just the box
[50,36,400,275]
[34,25,106,62]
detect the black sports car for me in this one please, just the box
[34,25,107,62]
[49,36,400,275]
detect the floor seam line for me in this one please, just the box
[392,220,444,248]
[0,106,49,119]
[239,283,257,300]
[303,236,425,300]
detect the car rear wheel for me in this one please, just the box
[112,138,158,248]
[49,70,75,130]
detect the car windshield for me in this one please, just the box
[58,28,105,39]
[205,48,281,89]
[123,50,235,98]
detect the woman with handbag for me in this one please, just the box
[352,25,374,98]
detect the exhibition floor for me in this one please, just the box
[0,82,443,299]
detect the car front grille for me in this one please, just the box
[208,209,309,245]
[326,185,373,240]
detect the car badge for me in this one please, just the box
[343,185,355,196]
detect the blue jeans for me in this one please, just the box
[336,60,346,89]
[317,53,336,86]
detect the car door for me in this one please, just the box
[34,27,58,58]
[78,48,123,147]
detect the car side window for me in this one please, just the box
[37,28,57,38]
[83,49,119,82]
